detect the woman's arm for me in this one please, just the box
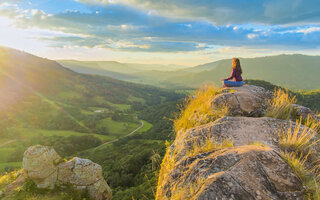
[224,68,235,80]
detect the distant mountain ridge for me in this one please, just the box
[59,54,320,90]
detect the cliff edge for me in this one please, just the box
[156,85,320,200]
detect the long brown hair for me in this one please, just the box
[232,58,242,74]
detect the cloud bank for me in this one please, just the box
[0,0,319,57]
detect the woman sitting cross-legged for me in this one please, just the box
[221,57,244,88]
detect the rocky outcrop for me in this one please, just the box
[57,157,112,200]
[212,85,272,117]
[23,145,112,200]
[23,145,62,189]
[156,85,313,200]
[173,117,294,159]
[159,146,303,200]
[292,104,320,121]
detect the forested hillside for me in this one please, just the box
[0,47,183,178]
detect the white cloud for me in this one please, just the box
[247,34,258,39]
[296,27,320,34]
[76,0,320,25]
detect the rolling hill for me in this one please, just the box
[0,46,186,199]
[0,46,183,171]
[59,54,320,90]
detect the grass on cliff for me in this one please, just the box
[187,136,233,157]
[278,117,319,152]
[173,85,228,134]
[279,115,320,199]
[280,151,318,199]
[266,88,298,120]
[171,176,205,200]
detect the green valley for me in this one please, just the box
[0,47,183,178]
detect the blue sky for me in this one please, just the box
[0,0,319,65]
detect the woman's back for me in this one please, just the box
[233,68,243,82]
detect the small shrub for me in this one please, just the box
[266,88,298,120]
[278,118,319,152]
[174,85,228,134]
[0,170,19,190]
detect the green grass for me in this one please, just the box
[0,162,21,171]
[128,95,146,104]
[16,128,112,142]
[96,117,140,136]
[136,120,153,134]
[0,147,17,163]
[0,128,113,166]
[105,101,131,111]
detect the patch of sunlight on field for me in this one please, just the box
[105,101,131,111]
[128,95,146,104]
[97,118,140,136]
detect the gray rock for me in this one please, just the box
[23,145,62,189]
[22,145,112,200]
[212,85,272,117]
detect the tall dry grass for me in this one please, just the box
[279,115,320,199]
[266,88,298,120]
[304,114,320,134]
[187,136,233,157]
[278,118,319,152]
[171,176,205,200]
[174,85,228,134]
[280,151,317,198]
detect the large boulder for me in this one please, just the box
[57,157,102,186]
[23,145,62,189]
[172,116,308,161]
[22,145,112,200]
[57,157,112,200]
[157,118,308,199]
[212,85,272,117]
[157,145,304,199]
